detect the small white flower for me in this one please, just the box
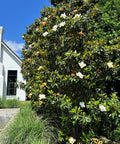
[68,137,76,144]
[29,42,35,48]
[38,66,43,71]
[74,50,77,54]
[76,72,84,79]
[43,31,48,37]
[60,13,66,19]
[107,61,113,68]
[36,28,39,31]
[29,44,32,48]
[78,61,86,68]
[73,14,81,19]
[59,21,66,27]
[52,25,58,31]
[118,114,120,117]
[79,102,85,108]
[39,94,46,100]
[22,35,24,38]
[99,105,106,112]
[44,17,48,21]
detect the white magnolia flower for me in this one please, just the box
[79,61,86,68]
[29,44,32,48]
[29,42,35,48]
[39,94,46,100]
[59,21,66,27]
[76,72,84,79]
[68,137,76,144]
[99,105,106,112]
[44,17,48,21]
[43,31,48,37]
[73,14,81,19]
[74,50,77,54]
[36,28,39,31]
[38,66,43,71]
[60,13,66,19]
[52,25,58,31]
[79,102,85,108]
[107,61,113,68]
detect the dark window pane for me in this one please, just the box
[7,70,17,95]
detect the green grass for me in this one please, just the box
[0,98,19,108]
[0,98,30,108]
[1,103,58,144]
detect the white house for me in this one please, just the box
[0,26,26,101]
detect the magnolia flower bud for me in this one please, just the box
[41,21,47,26]
[74,10,78,13]
[59,8,63,11]
[78,31,85,36]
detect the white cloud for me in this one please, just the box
[4,40,24,58]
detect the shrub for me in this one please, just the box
[1,104,57,144]
[21,0,120,143]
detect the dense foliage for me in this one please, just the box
[21,0,120,143]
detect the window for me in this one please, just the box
[7,70,17,95]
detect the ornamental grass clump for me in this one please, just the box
[1,104,57,144]
[21,0,120,143]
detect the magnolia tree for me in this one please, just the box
[21,0,120,143]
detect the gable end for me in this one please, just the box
[1,41,22,63]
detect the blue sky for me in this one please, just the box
[0,0,52,58]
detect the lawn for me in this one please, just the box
[0,98,30,109]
